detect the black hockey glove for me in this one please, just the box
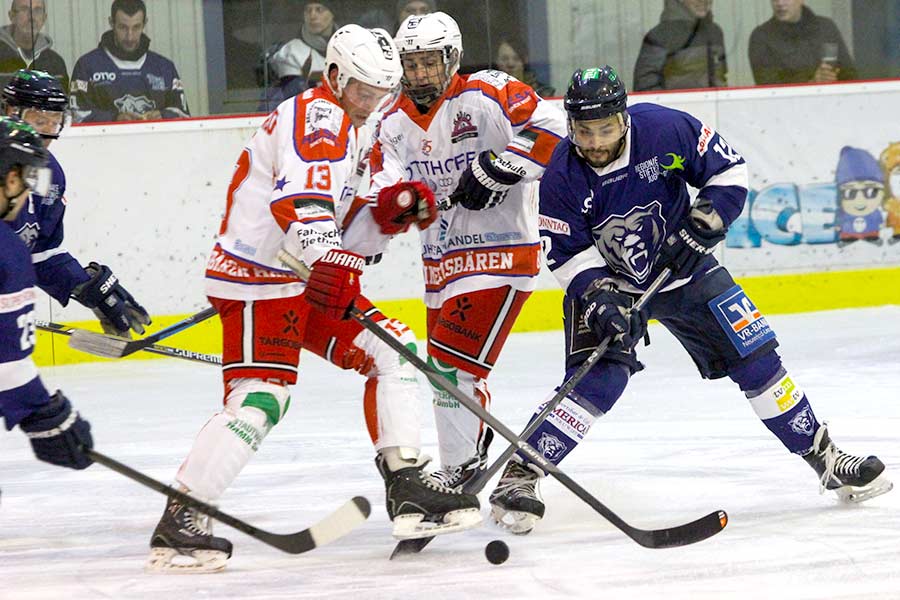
[450,150,524,210]
[657,199,727,280]
[19,391,93,470]
[73,262,151,337]
[581,279,647,350]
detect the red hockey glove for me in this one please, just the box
[372,181,438,234]
[305,249,365,320]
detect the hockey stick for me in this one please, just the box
[86,449,371,554]
[391,268,673,558]
[278,250,727,549]
[67,306,218,359]
[36,320,222,366]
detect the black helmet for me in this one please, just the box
[0,117,50,205]
[563,66,627,122]
[2,70,69,139]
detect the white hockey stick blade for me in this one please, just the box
[68,329,131,358]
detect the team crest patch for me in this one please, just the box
[788,406,815,436]
[113,94,155,114]
[708,285,776,358]
[537,432,567,461]
[15,222,39,248]
[591,201,665,284]
[450,111,478,143]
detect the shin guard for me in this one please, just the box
[176,379,290,500]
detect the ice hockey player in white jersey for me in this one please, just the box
[0,117,94,482]
[346,12,567,493]
[488,66,893,535]
[146,25,480,573]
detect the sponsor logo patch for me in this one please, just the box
[708,285,776,358]
[697,123,714,156]
[450,111,478,143]
[538,214,571,236]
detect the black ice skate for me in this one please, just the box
[146,497,233,573]
[376,452,482,540]
[802,423,893,503]
[489,458,545,535]
[431,429,494,491]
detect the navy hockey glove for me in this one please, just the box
[581,279,647,350]
[19,391,93,470]
[657,199,727,280]
[73,262,151,337]
[450,150,524,210]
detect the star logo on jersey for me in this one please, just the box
[274,176,289,191]
[591,201,665,284]
[450,111,478,143]
[282,310,301,336]
[660,153,685,172]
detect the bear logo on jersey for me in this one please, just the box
[537,432,567,461]
[788,406,815,436]
[15,222,39,248]
[591,201,665,284]
[114,94,155,115]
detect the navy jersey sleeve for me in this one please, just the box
[666,109,749,227]
[30,155,90,304]
[538,144,612,299]
[0,227,52,430]
[160,58,190,119]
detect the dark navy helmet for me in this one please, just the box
[0,116,50,217]
[563,66,627,122]
[2,70,69,139]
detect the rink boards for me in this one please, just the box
[33,81,900,365]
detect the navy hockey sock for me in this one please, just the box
[730,352,820,454]
[519,362,629,468]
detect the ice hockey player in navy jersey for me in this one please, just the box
[2,69,150,336]
[488,65,892,535]
[0,116,93,474]
[69,0,189,123]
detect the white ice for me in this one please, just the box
[2,306,899,600]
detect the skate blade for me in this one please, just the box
[391,508,482,540]
[836,475,894,504]
[145,547,229,573]
[490,505,539,535]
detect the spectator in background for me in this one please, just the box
[494,36,555,97]
[397,0,436,24]
[70,0,189,122]
[259,1,339,110]
[633,0,726,91]
[0,0,68,90]
[749,0,857,85]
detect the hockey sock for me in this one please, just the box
[428,355,490,468]
[730,352,820,454]
[520,361,629,469]
[350,318,422,451]
[176,379,290,500]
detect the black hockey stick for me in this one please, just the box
[391,268,673,558]
[278,250,727,549]
[86,449,370,554]
[67,306,218,359]
[36,320,221,366]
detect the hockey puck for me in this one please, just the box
[484,540,509,565]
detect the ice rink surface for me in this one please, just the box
[2,306,899,600]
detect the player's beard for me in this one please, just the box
[579,138,625,169]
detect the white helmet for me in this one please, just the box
[394,11,463,105]
[325,25,403,98]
